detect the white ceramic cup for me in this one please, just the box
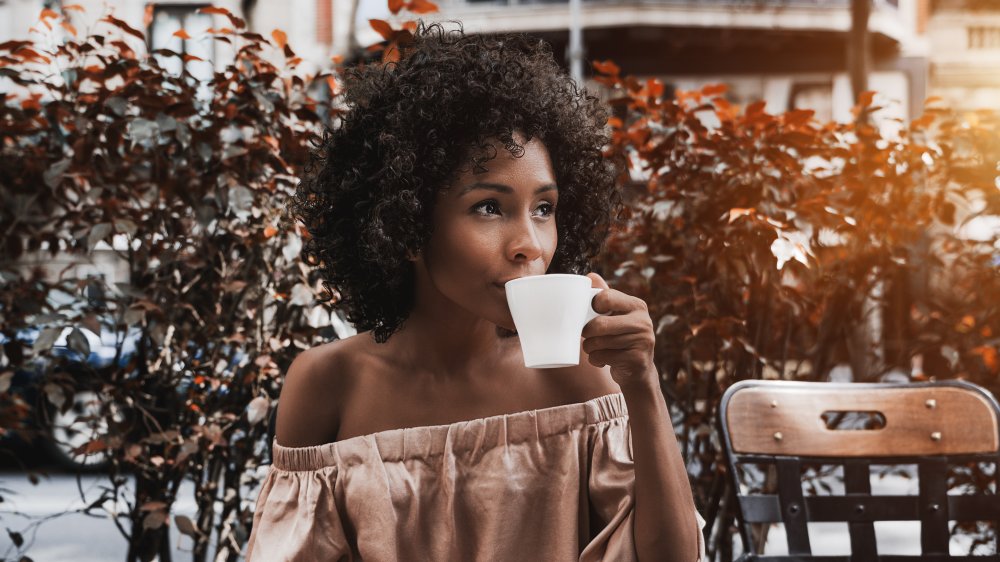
[504,274,611,369]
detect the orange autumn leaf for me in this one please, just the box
[143,4,154,27]
[382,42,401,64]
[956,315,976,333]
[592,59,619,76]
[17,48,51,63]
[39,8,59,20]
[60,21,77,37]
[728,208,755,223]
[62,4,85,11]
[271,29,287,49]
[326,75,337,93]
[369,19,394,41]
[645,78,664,99]
[702,83,728,97]
[199,6,233,16]
[388,0,405,14]
[263,226,279,239]
[173,29,192,40]
[198,6,245,28]
[972,346,998,373]
[746,100,767,115]
[408,0,439,14]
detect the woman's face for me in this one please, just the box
[417,135,559,331]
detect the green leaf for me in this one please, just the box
[43,383,65,410]
[0,371,13,394]
[142,510,166,530]
[87,223,112,251]
[43,158,71,188]
[105,96,127,116]
[67,328,91,356]
[114,219,138,236]
[33,327,63,353]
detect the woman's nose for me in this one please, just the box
[506,216,544,263]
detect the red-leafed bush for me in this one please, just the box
[1,5,339,561]
[594,67,1000,557]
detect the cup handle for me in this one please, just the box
[584,288,611,325]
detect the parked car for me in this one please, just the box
[1,319,138,471]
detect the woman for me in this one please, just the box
[245,22,705,561]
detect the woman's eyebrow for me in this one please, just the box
[458,182,557,196]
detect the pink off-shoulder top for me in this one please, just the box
[244,392,706,561]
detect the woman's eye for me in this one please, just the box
[471,200,501,216]
[471,200,557,217]
[536,203,556,217]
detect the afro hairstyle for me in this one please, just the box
[292,21,622,344]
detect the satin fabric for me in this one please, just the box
[244,392,706,561]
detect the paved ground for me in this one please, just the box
[1,472,219,561]
[0,443,254,562]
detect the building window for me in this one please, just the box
[968,27,1000,49]
[148,4,215,83]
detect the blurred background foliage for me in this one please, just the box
[1,1,998,561]
[593,63,1000,558]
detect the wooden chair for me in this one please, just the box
[719,379,1000,561]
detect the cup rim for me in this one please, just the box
[504,273,588,288]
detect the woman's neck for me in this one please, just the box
[384,303,518,383]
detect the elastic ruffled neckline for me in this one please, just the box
[270,392,627,471]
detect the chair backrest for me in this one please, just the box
[719,380,1000,560]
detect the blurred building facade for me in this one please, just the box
[7,0,1000,122]
[418,0,931,132]
[926,0,1000,111]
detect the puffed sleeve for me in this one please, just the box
[581,417,707,562]
[244,464,352,562]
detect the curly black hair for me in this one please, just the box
[292,21,622,344]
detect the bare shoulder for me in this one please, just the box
[274,336,361,448]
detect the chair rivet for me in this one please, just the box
[773,431,783,442]
[925,399,936,409]
[931,431,942,441]
[929,503,940,512]
[770,400,778,408]
[788,503,800,515]
[855,504,865,514]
